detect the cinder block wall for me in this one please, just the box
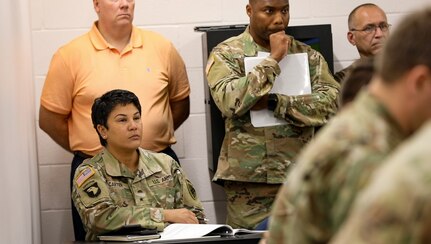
[32,0,428,243]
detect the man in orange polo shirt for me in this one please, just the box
[39,0,190,240]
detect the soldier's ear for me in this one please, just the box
[246,4,252,18]
[97,124,108,139]
[347,31,356,46]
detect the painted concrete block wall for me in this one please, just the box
[32,0,429,243]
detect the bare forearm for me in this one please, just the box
[170,97,190,130]
[43,123,71,152]
[39,106,71,152]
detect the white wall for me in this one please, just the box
[22,0,429,243]
[0,0,40,243]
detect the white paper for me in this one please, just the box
[246,52,311,127]
[147,223,263,242]
[158,224,229,240]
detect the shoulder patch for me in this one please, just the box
[76,167,95,188]
[186,179,197,200]
[84,182,101,198]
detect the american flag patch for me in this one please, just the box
[76,167,95,188]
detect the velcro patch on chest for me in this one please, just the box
[76,167,95,188]
[148,174,173,187]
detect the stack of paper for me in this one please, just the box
[245,52,311,127]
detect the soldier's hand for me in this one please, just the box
[269,31,290,62]
[163,208,199,224]
[251,95,269,111]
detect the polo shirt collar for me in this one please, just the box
[89,21,143,51]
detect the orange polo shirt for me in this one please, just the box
[41,23,190,155]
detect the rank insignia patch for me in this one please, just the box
[84,182,101,198]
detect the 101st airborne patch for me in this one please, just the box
[84,182,101,198]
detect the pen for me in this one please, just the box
[189,206,209,222]
[197,217,210,222]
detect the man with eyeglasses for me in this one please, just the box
[334,3,390,83]
[332,6,431,243]
[39,0,190,240]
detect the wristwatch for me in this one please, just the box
[267,93,278,111]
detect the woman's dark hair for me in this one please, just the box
[91,89,141,146]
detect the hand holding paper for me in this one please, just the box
[245,52,311,127]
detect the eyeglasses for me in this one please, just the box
[350,23,391,34]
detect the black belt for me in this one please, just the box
[74,151,92,159]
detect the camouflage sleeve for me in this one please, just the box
[206,44,281,118]
[171,162,207,223]
[334,62,356,84]
[332,147,431,243]
[333,68,348,83]
[72,165,166,236]
[267,184,290,244]
[330,180,417,244]
[273,51,340,127]
[331,196,396,244]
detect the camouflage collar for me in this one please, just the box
[357,90,407,140]
[102,148,162,179]
[136,148,163,179]
[242,26,270,57]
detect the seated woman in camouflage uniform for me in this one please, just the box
[72,89,206,241]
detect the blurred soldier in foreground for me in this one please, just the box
[266,5,431,244]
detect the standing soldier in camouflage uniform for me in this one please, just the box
[205,0,339,229]
[334,3,389,83]
[332,7,431,244]
[72,90,206,241]
[266,5,431,244]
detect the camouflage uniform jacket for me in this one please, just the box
[72,148,205,241]
[267,90,406,244]
[332,121,431,244]
[333,63,355,83]
[334,58,365,84]
[205,27,339,184]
